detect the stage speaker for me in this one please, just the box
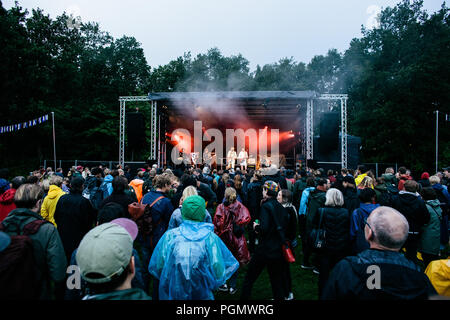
[126,112,145,149]
[319,112,340,154]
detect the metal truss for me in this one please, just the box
[118,96,156,168]
[306,99,314,160]
[317,94,348,169]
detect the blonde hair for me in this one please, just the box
[14,184,44,209]
[429,175,440,185]
[181,186,198,202]
[42,179,50,192]
[358,176,374,189]
[49,175,63,187]
[325,188,344,207]
[224,187,237,204]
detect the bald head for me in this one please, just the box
[366,206,409,251]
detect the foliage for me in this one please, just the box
[0,0,449,175]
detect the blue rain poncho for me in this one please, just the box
[148,220,239,300]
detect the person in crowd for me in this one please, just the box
[277,189,298,300]
[424,258,450,297]
[382,167,398,187]
[354,165,370,186]
[418,187,443,269]
[350,188,380,255]
[357,176,374,193]
[245,170,264,253]
[54,176,97,263]
[314,188,351,297]
[40,175,66,227]
[149,195,239,300]
[293,169,308,211]
[1,183,67,299]
[76,221,151,300]
[195,174,218,212]
[140,173,174,299]
[168,186,212,229]
[0,176,26,222]
[129,170,145,203]
[99,176,134,218]
[322,206,437,300]
[303,178,330,272]
[65,203,146,300]
[418,172,431,189]
[429,175,450,249]
[241,181,289,300]
[342,176,360,219]
[397,166,412,191]
[327,170,336,184]
[101,168,114,197]
[373,176,389,205]
[214,187,251,295]
[0,168,10,194]
[55,168,64,178]
[390,180,430,263]
[298,177,317,270]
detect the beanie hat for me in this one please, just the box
[264,180,279,197]
[181,195,206,222]
[421,172,430,180]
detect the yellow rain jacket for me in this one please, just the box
[40,185,66,227]
[425,258,450,297]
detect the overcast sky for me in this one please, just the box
[4,0,444,71]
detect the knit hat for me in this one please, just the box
[421,172,430,180]
[264,180,279,197]
[181,195,206,222]
[76,223,133,284]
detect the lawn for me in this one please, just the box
[214,240,319,300]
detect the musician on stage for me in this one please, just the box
[227,147,237,169]
[238,147,248,171]
[203,147,212,167]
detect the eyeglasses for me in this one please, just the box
[364,217,373,232]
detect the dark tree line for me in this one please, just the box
[0,0,449,175]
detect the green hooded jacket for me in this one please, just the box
[419,200,442,256]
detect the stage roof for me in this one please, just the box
[147,90,318,102]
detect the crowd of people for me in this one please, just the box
[0,163,449,300]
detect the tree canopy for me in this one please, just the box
[0,0,448,175]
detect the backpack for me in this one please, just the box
[131,196,164,244]
[90,184,108,211]
[0,219,51,299]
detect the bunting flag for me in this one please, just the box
[0,114,49,134]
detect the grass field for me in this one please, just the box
[214,239,319,300]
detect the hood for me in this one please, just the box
[0,188,16,204]
[104,175,113,183]
[47,185,64,200]
[179,220,214,241]
[0,179,10,194]
[382,174,395,183]
[359,203,380,216]
[310,189,325,199]
[432,183,444,191]
[421,172,430,180]
[374,184,387,192]
[182,195,206,222]
[2,208,42,230]
[426,199,441,208]
[130,179,144,187]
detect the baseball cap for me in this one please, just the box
[76,223,133,284]
[111,218,138,241]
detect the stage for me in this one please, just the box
[118,91,350,169]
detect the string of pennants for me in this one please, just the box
[0,114,49,134]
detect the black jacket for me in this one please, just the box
[54,192,97,262]
[343,187,360,217]
[390,192,430,234]
[322,249,437,300]
[246,180,264,220]
[254,198,289,259]
[99,193,134,218]
[314,206,350,253]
